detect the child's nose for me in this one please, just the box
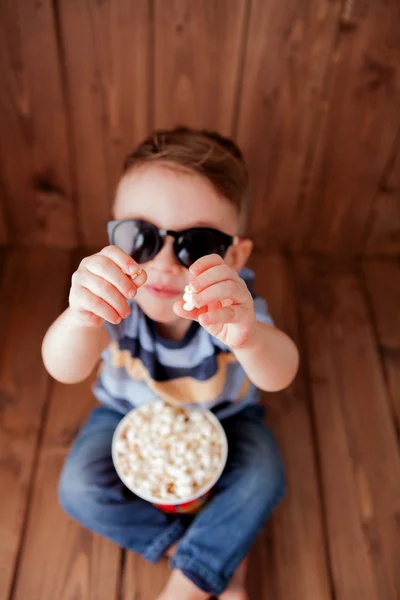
[154,237,181,273]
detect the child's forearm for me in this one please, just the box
[233,322,299,392]
[42,308,109,384]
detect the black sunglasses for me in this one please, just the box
[107,219,239,268]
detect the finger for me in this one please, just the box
[172,299,208,321]
[77,310,105,328]
[189,264,241,294]
[99,245,143,277]
[73,272,131,320]
[70,285,124,325]
[192,279,248,309]
[188,253,225,277]
[94,246,147,288]
[82,254,142,300]
[199,304,246,326]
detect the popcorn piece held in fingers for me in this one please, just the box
[183,284,196,311]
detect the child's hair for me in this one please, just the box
[122,126,250,235]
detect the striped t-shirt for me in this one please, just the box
[93,267,274,420]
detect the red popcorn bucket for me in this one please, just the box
[112,404,228,515]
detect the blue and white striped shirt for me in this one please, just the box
[93,267,274,420]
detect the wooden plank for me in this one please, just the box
[0,0,76,247]
[236,0,340,251]
[0,176,10,244]
[0,247,7,289]
[245,253,332,599]
[365,134,400,256]
[295,257,400,599]
[12,376,121,600]
[59,0,151,246]
[0,202,8,245]
[296,0,400,254]
[246,529,276,600]
[12,250,121,600]
[122,553,170,600]
[154,0,246,135]
[0,248,70,600]
[363,260,400,438]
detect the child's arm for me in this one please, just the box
[173,254,299,392]
[42,308,110,383]
[42,246,146,384]
[232,321,299,392]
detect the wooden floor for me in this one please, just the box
[0,247,399,600]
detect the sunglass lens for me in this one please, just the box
[175,229,230,267]
[113,220,159,263]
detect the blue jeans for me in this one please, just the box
[58,404,285,596]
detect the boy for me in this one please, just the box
[42,127,299,600]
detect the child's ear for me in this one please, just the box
[225,238,253,272]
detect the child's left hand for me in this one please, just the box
[173,254,257,349]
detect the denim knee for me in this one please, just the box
[257,450,286,509]
[58,462,101,522]
[234,435,286,514]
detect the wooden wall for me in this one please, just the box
[0,0,399,255]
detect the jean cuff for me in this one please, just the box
[142,519,186,563]
[170,552,227,596]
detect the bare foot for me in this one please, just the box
[219,559,249,600]
[166,542,178,558]
[155,569,210,600]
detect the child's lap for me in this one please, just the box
[61,403,284,496]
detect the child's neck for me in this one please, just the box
[155,319,193,342]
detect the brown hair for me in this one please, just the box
[122,126,250,234]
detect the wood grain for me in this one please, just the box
[246,529,276,600]
[246,252,332,599]
[363,260,400,439]
[236,0,340,251]
[0,248,70,599]
[12,376,121,600]
[0,204,8,245]
[296,0,400,254]
[122,552,170,600]
[154,0,246,135]
[12,249,121,600]
[365,133,400,256]
[0,175,9,244]
[58,0,152,246]
[0,247,6,279]
[0,0,76,247]
[295,257,400,599]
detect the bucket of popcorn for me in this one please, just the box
[112,399,228,514]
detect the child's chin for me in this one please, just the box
[136,295,179,324]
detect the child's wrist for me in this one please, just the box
[232,320,260,351]
[66,307,104,330]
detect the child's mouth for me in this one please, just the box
[146,285,182,299]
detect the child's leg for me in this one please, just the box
[168,404,286,597]
[58,406,188,563]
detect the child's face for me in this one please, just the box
[113,164,248,326]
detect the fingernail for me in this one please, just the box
[130,267,142,279]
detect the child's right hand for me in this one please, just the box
[69,246,147,328]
